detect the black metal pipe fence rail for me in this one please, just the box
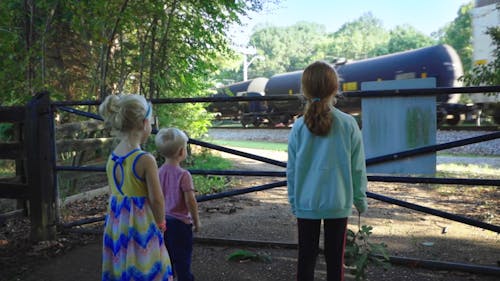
[61,177,500,234]
[60,180,288,229]
[54,110,499,174]
[58,106,103,120]
[52,228,500,276]
[342,85,500,98]
[188,133,500,186]
[58,136,500,233]
[56,130,500,187]
[188,139,287,167]
[366,132,500,166]
[56,165,500,187]
[54,107,500,187]
[368,192,499,233]
[51,85,500,107]
[52,87,500,273]
[57,132,500,233]
[192,237,500,276]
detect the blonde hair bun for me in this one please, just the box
[98,94,150,133]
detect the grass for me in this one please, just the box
[208,139,287,151]
[185,149,233,195]
[431,162,499,207]
[2,138,497,198]
[207,139,499,178]
[436,162,499,178]
[437,151,499,158]
[0,160,15,178]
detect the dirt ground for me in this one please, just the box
[1,148,499,281]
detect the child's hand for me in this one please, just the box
[193,222,201,233]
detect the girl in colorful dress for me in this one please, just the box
[287,61,368,281]
[99,94,173,281]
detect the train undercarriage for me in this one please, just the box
[213,101,499,128]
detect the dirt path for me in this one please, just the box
[3,147,499,281]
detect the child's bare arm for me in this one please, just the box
[142,154,165,225]
[184,190,200,232]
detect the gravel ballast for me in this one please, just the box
[207,128,500,168]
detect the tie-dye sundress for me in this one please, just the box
[102,148,173,281]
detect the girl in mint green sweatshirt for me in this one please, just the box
[287,61,368,281]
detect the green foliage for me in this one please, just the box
[435,2,473,72]
[461,27,500,86]
[217,4,472,82]
[184,149,232,195]
[155,103,212,139]
[210,139,287,151]
[0,124,13,142]
[387,25,436,53]
[0,160,15,177]
[326,13,391,60]
[345,224,390,281]
[0,1,30,104]
[232,11,444,80]
[0,0,269,134]
[249,22,327,77]
[227,249,272,263]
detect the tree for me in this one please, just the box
[461,27,500,86]
[0,0,267,99]
[324,13,390,60]
[215,5,474,90]
[460,26,500,124]
[386,25,435,54]
[435,1,473,72]
[249,22,326,78]
[0,0,271,136]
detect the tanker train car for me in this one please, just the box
[208,77,268,124]
[210,44,469,127]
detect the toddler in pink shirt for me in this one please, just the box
[155,127,200,281]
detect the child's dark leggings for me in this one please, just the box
[296,217,348,281]
[165,217,195,281]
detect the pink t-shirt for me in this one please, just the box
[158,163,195,224]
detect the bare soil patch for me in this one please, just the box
[1,148,499,281]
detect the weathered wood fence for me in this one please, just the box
[0,92,57,241]
[1,88,499,245]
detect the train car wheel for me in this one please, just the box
[493,113,500,125]
[492,104,500,125]
[240,116,250,128]
[266,107,280,127]
[446,114,461,126]
[436,107,446,126]
[253,118,262,127]
[281,116,290,125]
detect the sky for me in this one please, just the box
[229,0,472,49]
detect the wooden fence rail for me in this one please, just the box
[0,92,57,241]
[1,93,113,241]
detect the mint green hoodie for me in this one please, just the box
[287,108,368,219]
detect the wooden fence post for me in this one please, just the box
[15,122,28,214]
[25,92,57,241]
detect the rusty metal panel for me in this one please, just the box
[361,78,437,175]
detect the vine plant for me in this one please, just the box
[344,215,391,280]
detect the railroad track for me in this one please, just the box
[210,124,499,131]
[437,125,499,131]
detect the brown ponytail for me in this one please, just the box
[302,61,339,136]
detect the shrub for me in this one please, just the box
[345,220,391,280]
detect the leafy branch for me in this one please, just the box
[344,217,391,280]
[226,249,272,263]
